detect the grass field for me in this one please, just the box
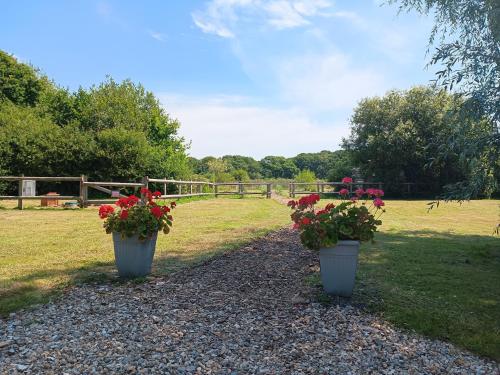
[308,199,500,360]
[0,197,290,316]
[1,197,499,360]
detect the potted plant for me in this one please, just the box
[288,177,385,297]
[98,188,176,278]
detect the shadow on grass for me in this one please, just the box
[307,229,499,361]
[0,227,278,318]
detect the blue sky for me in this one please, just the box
[2,0,435,159]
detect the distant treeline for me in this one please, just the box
[1,50,497,197]
[187,150,353,182]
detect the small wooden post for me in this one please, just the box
[17,174,24,210]
[214,184,218,198]
[190,182,193,195]
[238,182,243,198]
[289,183,291,197]
[316,182,320,193]
[266,183,271,198]
[163,177,167,196]
[321,184,325,193]
[79,174,87,208]
[141,176,149,204]
[178,183,182,196]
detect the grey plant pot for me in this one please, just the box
[319,240,360,297]
[112,232,158,278]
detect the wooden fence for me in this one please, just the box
[288,181,383,198]
[0,175,272,209]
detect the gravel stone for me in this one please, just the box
[1,229,498,374]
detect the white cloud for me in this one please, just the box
[159,94,347,159]
[276,52,387,111]
[148,30,166,42]
[191,0,334,38]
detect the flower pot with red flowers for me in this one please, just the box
[288,178,385,297]
[98,188,175,278]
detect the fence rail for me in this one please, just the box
[0,175,273,209]
[288,181,384,198]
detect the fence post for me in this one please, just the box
[238,182,243,198]
[79,174,88,208]
[214,183,218,198]
[141,176,149,204]
[317,182,320,193]
[190,181,193,195]
[17,174,24,210]
[266,183,271,198]
[163,177,167,196]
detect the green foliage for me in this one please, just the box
[295,169,316,184]
[0,51,189,185]
[232,169,250,182]
[293,150,352,179]
[388,0,500,199]
[206,158,229,182]
[343,86,493,195]
[0,102,95,177]
[222,155,262,179]
[0,51,46,106]
[260,156,298,179]
[295,169,316,191]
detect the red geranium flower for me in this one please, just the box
[116,197,129,208]
[170,201,176,209]
[301,217,311,225]
[127,195,139,207]
[342,177,353,184]
[355,188,365,197]
[339,188,349,196]
[99,205,114,219]
[150,205,163,219]
[152,191,162,198]
[162,206,170,213]
[120,210,129,220]
[373,198,385,208]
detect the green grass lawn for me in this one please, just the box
[0,197,290,316]
[309,198,500,360]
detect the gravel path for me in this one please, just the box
[1,229,498,374]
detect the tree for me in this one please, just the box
[260,156,299,178]
[388,0,500,199]
[343,86,482,195]
[295,169,317,191]
[232,169,250,182]
[0,50,190,182]
[0,51,46,106]
[293,150,352,179]
[207,158,229,182]
[222,155,262,179]
[326,151,354,182]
